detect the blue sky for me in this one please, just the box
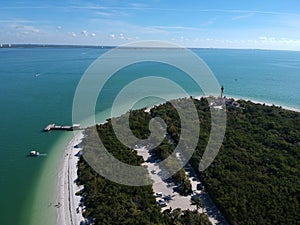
[1,0,300,50]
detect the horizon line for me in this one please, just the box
[1,43,299,52]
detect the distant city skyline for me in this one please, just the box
[1,0,300,50]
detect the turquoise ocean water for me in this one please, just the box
[0,47,299,225]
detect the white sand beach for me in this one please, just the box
[194,95,300,113]
[247,99,300,113]
[56,131,85,225]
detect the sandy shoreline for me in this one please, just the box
[230,96,300,113]
[196,95,300,113]
[146,95,300,113]
[56,131,85,225]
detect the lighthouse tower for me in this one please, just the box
[221,85,224,98]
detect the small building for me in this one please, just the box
[225,98,241,108]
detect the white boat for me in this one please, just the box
[29,150,40,156]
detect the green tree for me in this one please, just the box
[191,196,204,213]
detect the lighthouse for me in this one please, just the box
[221,85,224,98]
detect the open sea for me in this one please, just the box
[0,47,299,225]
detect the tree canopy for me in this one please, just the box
[78,97,300,225]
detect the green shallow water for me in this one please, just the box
[0,47,299,225]
[0,47,101,225]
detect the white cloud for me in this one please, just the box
[119,33,124,39]
[231,13,254,21]
[15,25,40,33]
[0,19,34,24]
[195,9,300,17]
[130,3,148,9]
[259,36,268,41]
[153,26,203,32]
[81,30,88,36]
[259,36,278,43]
[96,11,113,17]
[91,32,96,37]
[70,32,77,37]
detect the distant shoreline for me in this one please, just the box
[241,99,300,113]
[227,96,300,113]
[0,44,115,49]
[192,95,300,113]
[1,44,300,52]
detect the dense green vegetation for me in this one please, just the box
[77,156,163,225]
[78,106,211,225]
[197,100,300,225]
[78,97,300,225]
[151,98,300,225]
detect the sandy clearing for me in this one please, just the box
[136,146,228,225]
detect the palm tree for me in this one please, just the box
[171,208,182,224]
[191,196,204,213]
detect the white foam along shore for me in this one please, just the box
[194,95,300,113]
[56,131,85,225]
[146,95,300,114]
[243,98,300,113]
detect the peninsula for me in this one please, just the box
[59,97,300,225]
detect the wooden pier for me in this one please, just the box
[44,123,82,132]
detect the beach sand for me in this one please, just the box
[194,95,300,113]
[56,131,85,225]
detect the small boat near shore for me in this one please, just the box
[29,150,40,157]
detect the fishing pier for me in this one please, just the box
[44,123,82,132]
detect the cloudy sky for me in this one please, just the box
[1,0,300,50]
